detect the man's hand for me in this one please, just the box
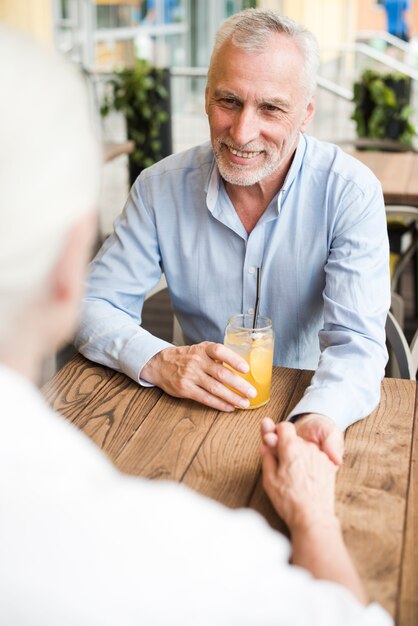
[260,420,338,532]
[294,414,344,466]
[140,342,257,412]
[261,414,344,466]
[260,419,368,604]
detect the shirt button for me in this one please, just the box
[248,266,256,274]
[247,307,255,314]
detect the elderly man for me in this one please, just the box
[76,8,390,464]
[0,24,393,626]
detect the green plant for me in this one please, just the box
[100,59,171,182]
[352,69,416,146]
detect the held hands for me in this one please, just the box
[294,414,344,466]
[261,419,368,605]
[260,419,339,532]
[140,342,257,412]
[261,413,344,466]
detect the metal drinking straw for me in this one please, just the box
[253,267,261,329]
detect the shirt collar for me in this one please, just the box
[281,133,307,193]
[205,156,220,214]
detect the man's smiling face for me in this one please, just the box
[205,33,315,187]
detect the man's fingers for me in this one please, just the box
[321,430,344,466]
[203,343,257,401]
[188,371,255,411]
[187,382,237,412]
[202,370,256,409]
[205,342,249,373]
[261,417,276,435]
[208,361,256,400]
[293,414,344,466]
[260,444,278,482]
[263,432,278,447]
[259,418,278,454]
[275,421,297,457]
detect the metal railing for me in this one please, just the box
[356,30,412,56]
[320,42,418,82]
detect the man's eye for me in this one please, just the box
[221,98,239,107]
[263,104,280,112]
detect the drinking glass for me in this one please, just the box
[224,314,274,409]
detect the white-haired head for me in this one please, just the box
[208,8,319,101]
[0,27,100,340]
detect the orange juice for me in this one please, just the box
[224,315,274,409]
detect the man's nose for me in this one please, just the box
[229,106,260,146]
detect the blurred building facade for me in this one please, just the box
[1,1,417,69]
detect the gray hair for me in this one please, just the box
[208,8,319,99]
[0,27,100,340]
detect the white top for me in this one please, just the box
[0,364,393,625]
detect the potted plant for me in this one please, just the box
[352,69,416,147]
[101,58,172,185]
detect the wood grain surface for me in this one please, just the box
[350,150,418,206]
[397,385,418,626]
[336,378,416,617]
[42,354,417,624]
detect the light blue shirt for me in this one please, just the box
[76,135,390,430]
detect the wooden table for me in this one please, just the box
[350,149,418,206]
[42,354,417,625]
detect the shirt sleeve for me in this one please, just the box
[74,180,174,384]
[287,177,390,430]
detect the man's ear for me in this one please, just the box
[300,96,315,132]
[42,211,97,350]
[49,211,97,308]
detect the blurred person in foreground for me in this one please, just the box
[0,26,392,626]
[75,9,390,467]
